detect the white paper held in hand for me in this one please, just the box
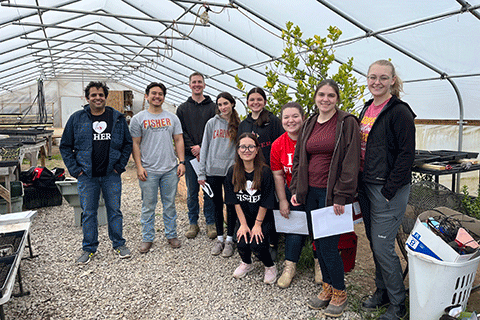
[273,210,309,235]
[311,204,354,239]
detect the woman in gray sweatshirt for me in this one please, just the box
[198,92,240,257]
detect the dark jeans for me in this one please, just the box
[306,186,345,291]
[185,154,215,225]
[205,176,236,237]
[77,172,126,253]
[283,185,314,262]
[237,218,274,267]
[358,177,409,305]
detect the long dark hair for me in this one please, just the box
[247,87,270,127]
[216,92,240,144]
[233,132,266,192]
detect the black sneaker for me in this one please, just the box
[362,288,390,309]
[114,245,131,259]
[77,251,94,264]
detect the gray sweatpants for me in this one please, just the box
[360,182,410,306]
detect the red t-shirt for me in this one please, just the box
[359,98,390,171]
[306,112,337,188]
[270,132,297,187]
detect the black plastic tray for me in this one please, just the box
[0,255,15,299]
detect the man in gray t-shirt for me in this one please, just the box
[130,82,185,253]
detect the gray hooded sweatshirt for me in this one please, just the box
[198,114,236,180]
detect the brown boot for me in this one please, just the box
[307,282,332,309]
[185,224,200,239]
[277,260,296,288]
[324,287,347,317]
[206,224,217,239]
[314,259,322,284]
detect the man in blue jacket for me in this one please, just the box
[60,81,133,264]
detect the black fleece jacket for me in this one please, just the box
[237,111,284,166]
[359,95,416,200]
[176,96,216,157]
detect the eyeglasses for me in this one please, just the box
[238,145,257,152]
[367,75,391,82]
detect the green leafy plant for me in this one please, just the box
[235,22,365,117]
[461,185,480,219]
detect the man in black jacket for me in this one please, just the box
[176,72,216,239]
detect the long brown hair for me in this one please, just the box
[233,132,266,192]
[368,59,404,98]
[216,92,240,143]
[247,87,270,127]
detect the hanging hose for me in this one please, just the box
[37,78,47,124]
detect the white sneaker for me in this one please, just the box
[264,265,277,284]
[233,262,255,279]
[211,240,224,256]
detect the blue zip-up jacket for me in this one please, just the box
[60,105,133,178]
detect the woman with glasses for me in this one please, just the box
[198,92,240,257]
[358,60,415,320]
[290,79,360,318]
[224,132,277,284]
[237,87,284,260]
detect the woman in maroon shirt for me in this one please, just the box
[290,79,360,318]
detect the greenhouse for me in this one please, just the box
[0,1,479,319]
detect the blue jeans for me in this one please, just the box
[139,167,179,241]
[184,154,215,225]
[77,172,126,253]
[306,187,345,291]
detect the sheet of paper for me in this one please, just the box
[273,210,309,235]
[189,158,201,177]
[311,204,354,239]
[353,201,363,224]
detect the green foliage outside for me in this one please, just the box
[461,185,480,219]
[235,22,365,117]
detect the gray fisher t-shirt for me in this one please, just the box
[129,109,183,174]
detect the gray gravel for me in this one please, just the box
[6,170,364,320]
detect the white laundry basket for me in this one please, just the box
[407,246,480,320]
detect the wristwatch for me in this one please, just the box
[179,161,185,165]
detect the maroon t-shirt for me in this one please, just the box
[305,112,337,188]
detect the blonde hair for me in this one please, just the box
[369,60,403,98]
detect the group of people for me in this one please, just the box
[60,59,416,320]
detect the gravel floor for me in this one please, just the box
[6,167,365,320]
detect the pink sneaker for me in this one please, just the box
[233,262,255,279]
[264,265,277,284]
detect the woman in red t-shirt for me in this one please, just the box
[271,102,321,288]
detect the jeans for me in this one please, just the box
[185,154,215,225]
[77,172,126,253]
[306,187,345,291]
[359,180,409,305]
[205,176,236,237]
[139,167,179,241]
[284,185,313,263]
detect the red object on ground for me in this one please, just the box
[338,232,358,273]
